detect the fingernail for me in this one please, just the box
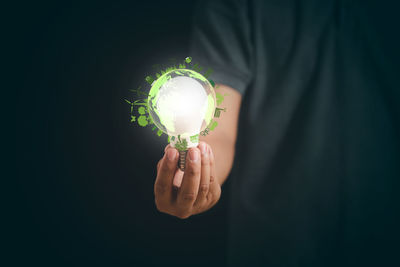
[189,149,199,162]
[199,143,208,157]
[167,149,176,161]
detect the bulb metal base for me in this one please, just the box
[178,150,188,171]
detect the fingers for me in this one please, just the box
[208,146,221,206]
[164,144,171,153]
[156,159,161,172]
[194,142,210,207]
[157,144,172,174]
[177,147,201,216]
[209,146,216,184]
[154,142,220,219]
[154,147,179,209]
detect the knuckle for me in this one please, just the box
[210,175,216,183]
[187,167,200,177]
[182,192,196,202]
[199,184,209,194]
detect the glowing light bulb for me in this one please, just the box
[148,69,216,170]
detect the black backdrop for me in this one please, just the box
[14,1,229,266]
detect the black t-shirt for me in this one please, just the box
[191,0,400,266]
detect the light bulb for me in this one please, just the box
[148,69,216,171]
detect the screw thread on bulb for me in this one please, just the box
[178,150,188,171]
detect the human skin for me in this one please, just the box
[154,84,242,219]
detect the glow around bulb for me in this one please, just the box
[147,69,216,150]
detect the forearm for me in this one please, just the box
[199,83,241,186]
[200,135,235,186]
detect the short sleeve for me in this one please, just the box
[190,0,253,95]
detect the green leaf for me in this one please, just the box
[138,116,148,127]
[216,93,224,105]
[190,134,199,143]
[209,120,218,130]
[138,106,146,115]
[175,137,188,151]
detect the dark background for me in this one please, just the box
[14,1,229,266]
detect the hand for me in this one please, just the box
[154,141,221,219]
